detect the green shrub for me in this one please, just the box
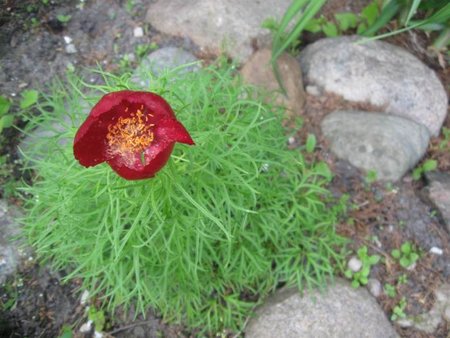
[20,62,346,334]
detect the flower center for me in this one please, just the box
[106,107,155,159]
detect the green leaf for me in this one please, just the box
[58,325,73,338]
[304,18,322,33]
[88,307,105,332]
[344,269,353,279]
[361,266,370,277]
[391,249,401,258]
[368,254,380,265]
[323,22,338,37]
[360,276,369,285]
[401,242,411,254]
[365,170,377,184]
[405,0,422,26]
[357,246,368,257]
[313,161,333,181]
[0,96,11,116]
[357,22,367,34]
[262,17,279,31]
[0,115,14,130]
[351,279,360,288]
[361,2,380,26]
[399,257,410,268]
[412,167,422,180]
[410,252,419,262]
[361,0,400,36]
[272,0,327,61]
[56,14,72,23]
[20,90,39,109]
[335,12,358,31]
[422,159,437,172]
[305,133,316,153]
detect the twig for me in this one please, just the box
[108,320,155,335]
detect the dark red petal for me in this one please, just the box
[89,91,175,120]
[73,116,110,167]
[156,118,195,145]
[107,143,175,180]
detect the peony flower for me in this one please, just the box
[74,90,194,180]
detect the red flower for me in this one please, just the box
[74,90,194,180]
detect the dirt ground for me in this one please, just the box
[0,0,449,337]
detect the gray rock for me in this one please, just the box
[423,171,450,232]
[321,110,430,181]
[0,200,24,284]
[300,36,447,136]
[145,0,292,63]
[245,279,398,338]
[132,47,200,87]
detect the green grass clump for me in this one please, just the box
[20,61,346,334]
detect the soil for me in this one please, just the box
[0,0,449,337]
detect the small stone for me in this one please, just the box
[80,290,89,305]
[288,136,296,145]
[63,36,72,44]
[396,318,413,328]
[65,44,77,54]
[240,48,306,116]
[367,278,382,297]
[429,247,443,255]
[79,320,92,333]
[406,262,416,271]
[126,53,136,62]
[347,256,362,272]
[133,26,144,37]
[94,331,103,338]
[305,85,320,96]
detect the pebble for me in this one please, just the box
[65,44,77,54]
[79,320,92,333]
[63,36,72,44]
[133,26,144,37]
[406,262,417,271]
[80,290,89,305]
[347,256,362,272]
[429,247,443,255]
[367,278,382,297]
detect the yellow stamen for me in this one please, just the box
[106,108,154,161]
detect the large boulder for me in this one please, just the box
[246,279,398,338]
[300,36,447,136]
[145,0,292,63]
[321,110,430,181]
